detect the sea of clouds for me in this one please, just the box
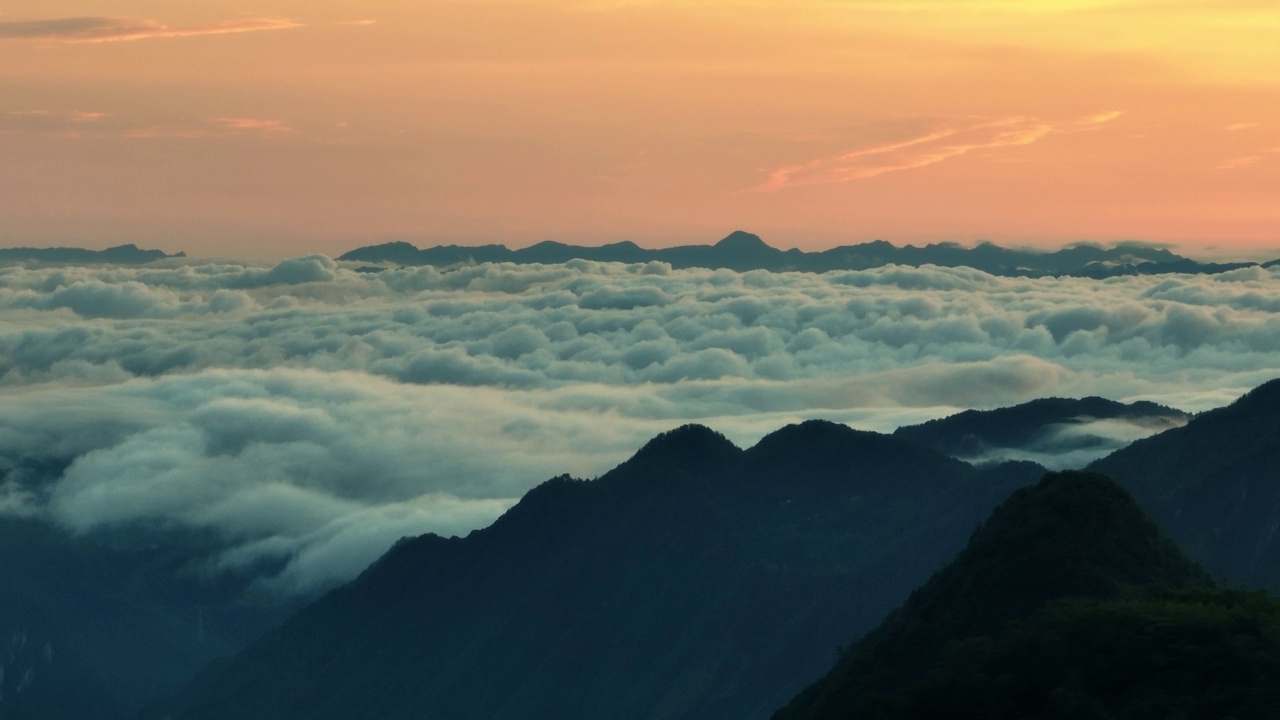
[2,254,1278,595]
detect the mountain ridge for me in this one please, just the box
[338,232,1272,278]
[145,420,1045,720]
[0,243,183,264]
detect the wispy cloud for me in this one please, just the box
[0,16,301,43]
[213,118,296,134]
[1226,122,1261,131]
[1,110,295,139]
[746,111,1123,192]
[0,109,111,138]
[1217,155,1262,170]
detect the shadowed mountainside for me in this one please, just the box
[339,231,1267,278]
[0,518,292,720]
[146,422,1044,720]
[1091,378,1280,591]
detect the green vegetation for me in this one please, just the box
[775,472,1210,720]
[872,588,1280,720]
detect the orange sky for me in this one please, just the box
[2,1,1278,258]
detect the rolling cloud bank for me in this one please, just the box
[2,255,1278,595]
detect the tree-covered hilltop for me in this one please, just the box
[774,471,1210,720]
[146,422,1042,720]
[864,587,1280,720]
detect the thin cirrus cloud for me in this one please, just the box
[0,16,301,43]
[1217,155,1263,170]
[1,110,295,139]
[212,118,296,134]
[746,111,1123,193]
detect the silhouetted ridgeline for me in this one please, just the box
[146,422,1043,720]
[894,396,1190,467]
[774,473,1280,720]
[0,244,182,264]
[339,231,1269,278]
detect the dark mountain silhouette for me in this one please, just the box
[338,232,1270,278]
[773,471,1210,720]
[894,396,1190,467]
[0,244,182,264]
[146,422,1044,720]
[1091,378,1280,590]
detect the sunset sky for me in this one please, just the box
[2,1,1278,258]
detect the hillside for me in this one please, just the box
[1091,378,1280,589]
[863,587,1280,719]
[773,471,1210,720]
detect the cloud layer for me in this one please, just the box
[2,255,1277,594]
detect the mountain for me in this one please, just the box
[338,232,1271,278]
[894,396,1190,468]
[1091,378,1280,590]
[773,471,1211,720]
[860,586,1280,719]
[0,244,183,265]
[147,422,1044,720]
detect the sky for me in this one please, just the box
[2,1,1279,258]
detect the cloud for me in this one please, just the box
[212,118,296,135]
[0,110,298,140]
[0,16,301,43]
[747,111,1123,192]
[1217,155,1263,170]
[3,254,1279,595]
[952,415,1190,470]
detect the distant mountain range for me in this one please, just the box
[339,231,1273,278]
[1,235,1270,277]
[0,244,183,264]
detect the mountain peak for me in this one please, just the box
[613,424,742,479]
[714,230,773,252]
